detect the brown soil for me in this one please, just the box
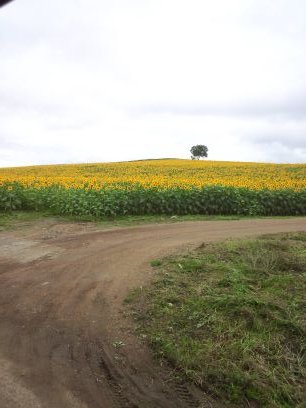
[1,217,306,408]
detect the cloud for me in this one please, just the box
[0,0,306,166]
[130,96,306,120]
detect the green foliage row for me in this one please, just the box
[1,183,306,216]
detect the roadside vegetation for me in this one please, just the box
[0,210,245,232]
[128,233,306,407]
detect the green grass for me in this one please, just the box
[1,210,303,233]
[0,210,255,232]
[150,259,163,267]
[1,209,304,233]
[129,233,306,407]
[0,211,50,231]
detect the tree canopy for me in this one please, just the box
[190,145,208,160]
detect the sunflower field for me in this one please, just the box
[0,159,306,216]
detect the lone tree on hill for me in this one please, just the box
[190,145,208,160]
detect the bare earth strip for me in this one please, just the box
[0,218,306,408]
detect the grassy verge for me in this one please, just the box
[1,210,304,232]
[128,233,306,407]
[0,211,51,231]
[0,211,245,231]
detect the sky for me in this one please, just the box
[0,0,306,167]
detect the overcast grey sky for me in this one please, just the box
[1,0,306,166]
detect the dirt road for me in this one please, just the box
[1,218,306,408]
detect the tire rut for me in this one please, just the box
[98,355,139,408]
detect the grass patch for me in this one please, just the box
[1,210,303,233]
[0,211,51,231]
[124,287,143,304]
[150,259,163,267]
[130,233,306,407]
[0,210,257,232]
